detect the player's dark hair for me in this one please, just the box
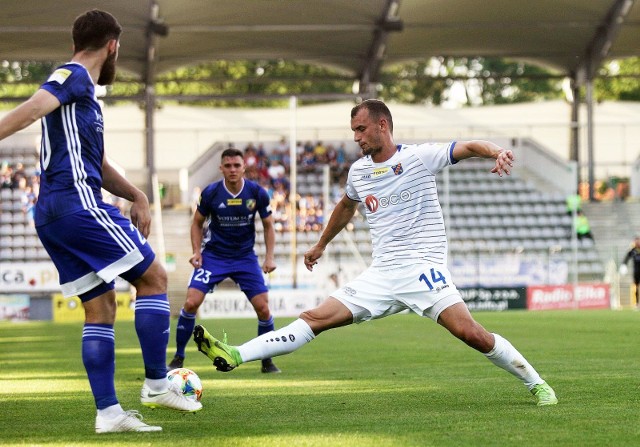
[351,99,394,133]
[221,148,243,159]
[72,9,122,53]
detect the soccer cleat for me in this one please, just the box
[95,410,162,433]
[261,358,281,374]
[167,354,184,370]
[193,325,241,372]
[530,382,558,406]
[140,382,202,412]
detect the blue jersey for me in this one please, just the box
[35,62,105,226]
[197,179,271,258]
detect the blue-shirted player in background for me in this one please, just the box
[168,148,281,373]
[0,9,201,433]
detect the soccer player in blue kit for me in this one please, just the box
[0,10,200,433]
[193,100,558,406]
[168,148,281,373]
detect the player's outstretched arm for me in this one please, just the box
[0,89,60,141]
[452,140,514,177]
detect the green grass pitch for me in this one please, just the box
[1,309,639,446]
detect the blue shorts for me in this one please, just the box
[36,203,155,298]
[188,251,268,300]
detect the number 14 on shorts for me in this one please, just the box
[419,268,447,291]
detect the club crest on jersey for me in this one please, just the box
[364,194,379,213]
[392,163,403,175]
[245,199,256,211]
[227,198,242,206]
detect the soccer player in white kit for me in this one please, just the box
[194,99,558,406]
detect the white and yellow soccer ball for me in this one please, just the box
[167,368,203,402]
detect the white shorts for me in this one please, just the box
[330,262,463,323]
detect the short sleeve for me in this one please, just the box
[40,65,92,105]
[344,163,360,202]
[257,186,272,218]
[412,141,456,175]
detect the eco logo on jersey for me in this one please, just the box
[245,199,256,211]
[364,189,412,213]
[392,163,403,175]
[365,194,379,212]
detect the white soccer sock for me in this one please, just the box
[145,377,168,392]
[484,333,544,389]
[97,403,124,419]
[237,318,315,363]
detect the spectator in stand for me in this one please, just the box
[275,137,288,156]
[1,163,13,188]
[566,192,582,216]
[267,159,286,182]
[300,151,316,172]
[21,185,37,227]
[11,162,27,189]
[574,210,594,241]
[296,141,305,161]
[314,141,328,163]
[303,140,314,155]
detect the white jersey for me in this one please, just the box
[345,141,456,270]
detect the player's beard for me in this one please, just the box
[97,51,117,86]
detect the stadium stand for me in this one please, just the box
[0,145,49,262]
[1,138,604,295]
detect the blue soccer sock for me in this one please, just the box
[134,294,171,380]
[82,324,118,410]
[258,315,275,336]
[258,316,276,364]
[175,308,197,358]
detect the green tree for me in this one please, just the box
[2,56,638,107]
[596,57,640,101]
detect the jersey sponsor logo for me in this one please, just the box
[365,194,379,212]
[372,167,389,177]
[392,163,403,175]
[47,68,72,85]
[245,199,256,211]
[365,189,412,213]
[227,198,242,206]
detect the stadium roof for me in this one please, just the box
[1,0,638,89]
[1,0,637,200]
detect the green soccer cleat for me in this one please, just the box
[193,325,241,372]
[530,382,558,406]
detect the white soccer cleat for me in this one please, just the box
[140,382,203,412]
[95,410,162,433]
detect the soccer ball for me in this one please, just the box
[167,368,203,402]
